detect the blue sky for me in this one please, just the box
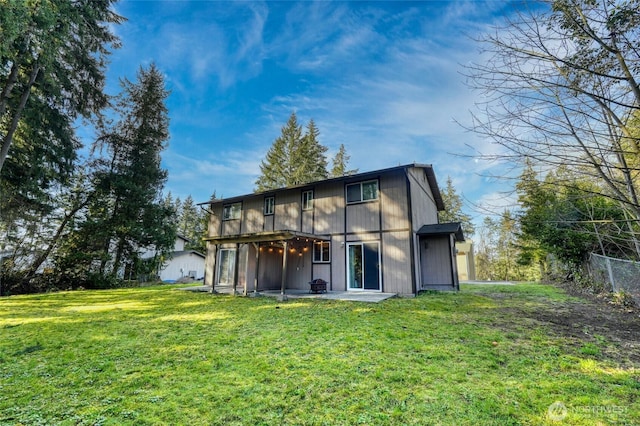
[103,0,520,226]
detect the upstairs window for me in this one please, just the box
[302,190,314,210]
[264,196,275,215]
[222,202,242,220]
[346,180,379,204]
[313,241,330,263]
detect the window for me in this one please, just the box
[222,202,241,220]
[346,180,379,204]
[313,241,330,263]
[264,196,274,215]
[217,249,236,284]
[302,190,314,210]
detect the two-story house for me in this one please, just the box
[200,163,464,298]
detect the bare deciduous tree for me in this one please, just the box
[465,0,640,223]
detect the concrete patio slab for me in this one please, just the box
[177,285,396,302]
[177,285,238,294]
[260,289,397,303]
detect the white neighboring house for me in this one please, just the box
[141,235,205,282]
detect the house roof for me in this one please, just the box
[203,230,330,245]
[197,163,444,211]
[417,222,465,242]
[171,250,206,259]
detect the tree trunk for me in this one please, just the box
[23,196,91,280]
[0,63,40,172]
[112,236,126,278]
[0,60,21,117]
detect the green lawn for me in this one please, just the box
[1,283,638,425]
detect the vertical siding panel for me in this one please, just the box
[346,202,380,233]
[408,167,439,231]
[243,198,263,234]
[275,191,300,231]
[204,242,216,286]
[245,244,257,292]
[238,244,248,289]
[222,220,240,235]
[209,205,222,237]
[258,248,283,290]
[264,215,274,232]
[302,211,313,234]
[284,248,312,290]
[314,183,341,234]
[331,234,346,291]
[311,263,331,284]
[380,171,409,231]
[421,236,453,286]
[382,231,412,294]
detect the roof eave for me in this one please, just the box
[198,163,439,206]
[203,230,330,245]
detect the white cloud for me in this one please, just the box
[163,149,263,202]
[108,1,532,212]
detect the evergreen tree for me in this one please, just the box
[0,0,123,171]
[255,113,330,191]
[475,213,535,281]
[331,144,357,177]
[301,119,329,183]
[191,204,209,253]
[178,195,203,248]
[0,1,122,283]
[61,64,175,282]
[516,163,633,268]
[255,112,303,191]
[438,176,475,237]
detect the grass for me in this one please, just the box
[0,283,638,425]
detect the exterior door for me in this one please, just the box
[217,249,236,285]
[347,242,381,291]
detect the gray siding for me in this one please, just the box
[420,235,454,287]
[204,242,216,286]
[264,214,274,232]
[205,164,444,295]
[222,218,241,236]
[314,182,344,234]
[331,234,346,291]
[238,244,248,289]
[302,210,314,234]
[257,247,283,290]
[275,191,300,231]
[382,230,413,294]
[209,205,222,236]
[407,167,439,232]
[284,248,313,290]
[346,202,380,234]
[245,244,257,292]
[380,171,410,231]
[243,198,263,234]
[311,263,331,286]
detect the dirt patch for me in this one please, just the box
[481,283,640,366]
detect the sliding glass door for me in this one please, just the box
[347,242,381,291]
[217,249,236,285]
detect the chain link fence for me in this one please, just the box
[589,253,640,305]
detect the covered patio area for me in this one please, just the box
[204,230,332,300]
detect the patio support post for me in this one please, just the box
[278,240,288,301]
